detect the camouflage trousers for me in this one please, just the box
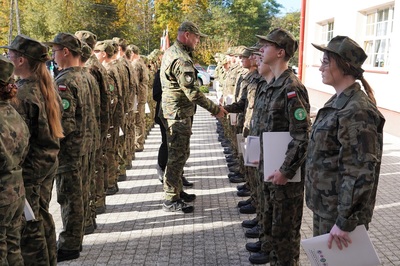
[261,184,304,266]
[56,160,84,251]
[21,163,58,266]
[0,196,24,266]
[135,103,146,150]
[95,147,106,211]
[164,118,192,201]
[106,127,119,190]
[84,151,97,231]
[125,111,135,162]
[244,167,262,221]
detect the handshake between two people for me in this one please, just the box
[213,105,228,118]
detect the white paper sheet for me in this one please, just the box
[236,134,245,154]
[244,136,260,167]
[262,131,300,182]
[24,199,36,221]
[301,225,381,266]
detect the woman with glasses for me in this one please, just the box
[1,35,63,265]
[0,55,30,265]
[306,36,385,250]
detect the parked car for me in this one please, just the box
[207,65,216,79]
[195,65,211,86]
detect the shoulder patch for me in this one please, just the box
[294,108,306,121]
[62,99,70,110]
[109,85,114,92]
[58,85,67,91]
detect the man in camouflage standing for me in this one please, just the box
[75,30,111,215]
[160,21,226,213]
[44,33,92,262]
[129,44,149,152]
[248,28,311,265]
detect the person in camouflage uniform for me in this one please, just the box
[0,55,30,266]
[248,29,311,265]
[129,44,149,152]
[45,32,92,262]
[75,30,111,216]
[94,40,123,196]
[306,36,385,249]
[2,35,64,266]
[223,46,262,213]
[79,42,101,236]
[160,21,226,213]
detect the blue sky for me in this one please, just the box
[278,0,301,14]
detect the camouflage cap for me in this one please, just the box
[81,42,92,60]
[113,37,128,48]
[0,34,49,62]
[235,46,251,58]
[312,35,367,69]
[256,28,298,58]
[94,40,115,56]
[178,21,207,37]
[128,44,140,55]
[224,47,235,56]
[44,33,82,54]
[75,30,97,49]
[0,55,14,83]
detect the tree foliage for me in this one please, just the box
[0,0,297,65]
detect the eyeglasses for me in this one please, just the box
[51,48,63,54]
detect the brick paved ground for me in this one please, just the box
[52,94,400,266]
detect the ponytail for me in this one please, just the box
[31,61,64,138]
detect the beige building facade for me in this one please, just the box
[302,0,399,135]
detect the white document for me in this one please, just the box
[229,113,237,126]
[262,131,300,182]
[133,95,138,112]
[244,136,260,167]
[24,199,36,221]
[225,94,234,105]
[145,102,151,114]
[237,134,245,154]
[301,225,381,266]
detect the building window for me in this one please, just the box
[364,7,394,68]
[321,21,334,44]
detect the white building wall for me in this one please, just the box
[303,0,400,112]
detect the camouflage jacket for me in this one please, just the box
[12,76,60,180]
[305,82,385,232]
[56,67,91,167]
[160,40,219,120]
[223,64,240,97]
[83,68,101,150]
[0,101,29,206]
[132,58,150,104]
[86,55,111,144]
[104,60,123,128]
[252,69,310,195]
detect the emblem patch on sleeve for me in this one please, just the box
[294,108,306,121]
[62,99,70,110]
[109,84,114,92]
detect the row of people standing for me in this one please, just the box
[0,30,156,265]
[216,29,385,265]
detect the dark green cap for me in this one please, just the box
[178,21,207,37]
[235,46,251,57]
[0,34,49,62]
[0,55,14,83]
[75,30,97,49]
[81,42,92,60]
[44,33,82,54]
[128,44,140,55]
[94,40,115,56]
[312,35,367,69]
[256,28,298,58]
